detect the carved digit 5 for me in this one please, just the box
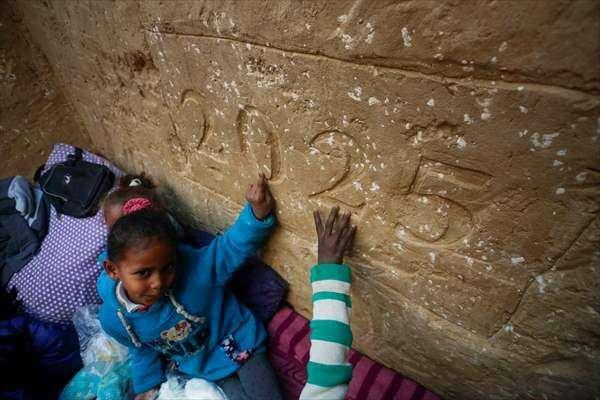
[395,158,492,247]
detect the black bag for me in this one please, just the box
[39,147,115,218]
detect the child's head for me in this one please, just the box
[104,209,178,306]
[102,174,162,229]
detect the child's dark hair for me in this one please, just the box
[102,173,162,212]
[107,209,178,262]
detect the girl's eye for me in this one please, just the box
[136,269,151,278]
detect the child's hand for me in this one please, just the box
[134,388,158,400]
[246,172,274,220]
[313,206,356,264]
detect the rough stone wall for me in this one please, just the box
[14,1,600,399]
[0,1,90,179]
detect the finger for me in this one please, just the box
[325,206,339,235]
[263,187,273,203]
[340,225,357,252]
[257,172,267,188]
[334,210,351,237]
[313,210,324,236]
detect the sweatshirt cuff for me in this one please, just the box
[240,202,276,229]
[310,264,351,284]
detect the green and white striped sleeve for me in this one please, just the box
[299,263,353,400]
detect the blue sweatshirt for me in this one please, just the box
[97,203,275,394]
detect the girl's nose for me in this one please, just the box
[149,274,163,291]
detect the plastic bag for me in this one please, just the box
[72,304,129,370]
[61,305,133,399]
[68,306,226,400]
[158,374,227,400]
[72,304,102,355]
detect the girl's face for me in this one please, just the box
[104,238,176,306]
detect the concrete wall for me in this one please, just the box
[12,1,600,399]
[0,1,90,179]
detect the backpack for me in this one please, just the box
[39,147,115,218]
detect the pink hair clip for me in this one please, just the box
[122,197,152,215]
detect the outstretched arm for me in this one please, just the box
[300,207,356,400]
[187,173,276,285]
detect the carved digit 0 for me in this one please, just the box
[237,106,282,181]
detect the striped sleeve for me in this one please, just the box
[300,263,353,400]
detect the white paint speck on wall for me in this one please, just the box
[347,87,362,101]
[429,251,437,264]
[575,171,588,182]
[401,27,412,47]
[530,132,559,149]
[535,275,546,294]
[511,256,525,265]
[427,98,435,107]
[368,96,381,106]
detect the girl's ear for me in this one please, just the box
[104,260,120,280]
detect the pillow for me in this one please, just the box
[183,228,288,321]
[8,143,123,324]
[266,306,441,400]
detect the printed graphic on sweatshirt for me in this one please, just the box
[147,318,209,356]
[220,334,254,364]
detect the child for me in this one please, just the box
[97,173,282,400]
[101,174,162,229]
[300,206,356,400]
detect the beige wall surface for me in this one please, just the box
[12,1,600,399]
[0,1,89,179]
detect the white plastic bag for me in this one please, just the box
[158,374,227,400]
[72,305,129,370]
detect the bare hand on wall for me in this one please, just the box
[314,206,357,265]
[246,172,274,220]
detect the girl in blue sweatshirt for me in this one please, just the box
[97,174,282,400]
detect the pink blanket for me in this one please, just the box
[267,306,441,400]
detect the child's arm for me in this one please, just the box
[300,207,356,400]
[188,173,276,285]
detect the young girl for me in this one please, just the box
[102,174,162,229]
[97,174,282,400]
